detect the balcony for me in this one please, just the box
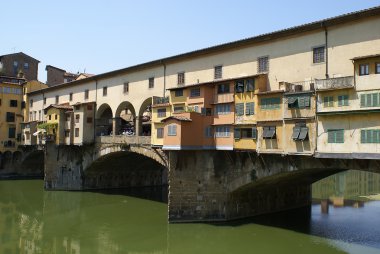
[153,96,169,105]
[315,76,354,91]
[281,80,315,93]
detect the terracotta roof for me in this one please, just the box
[28,6,380,95]
[44,104,73,111]
[351,54,380,61]
[72,101,95,106]
[257,90,285,95]
[161,116,192,122]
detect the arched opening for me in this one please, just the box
[83,151,168,202]
[1,151,13,169]
[114,101,136,136]
[137,98,152,136]
[19,150,44,176]
[96,103,113,136]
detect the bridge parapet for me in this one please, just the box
[96,135,151,145]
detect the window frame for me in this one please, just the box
[337,94,349,107]
[214,65,223,79]
[359,64,369,76]
[149,77,154,88]
[376,63,380,74]
[258,56,269,73]
[177,72,185,85]
[312,46,325,64]
[327,129,344,143]
[168,124,177,136]
[157,128,164,138]
[103,86,108,96]
[190,88,201,97]
[175,89,183,97]
[157,108,166,118]
[123,82,129,93]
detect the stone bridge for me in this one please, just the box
[42,138,380,222]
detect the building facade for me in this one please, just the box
[22,7,380,158]
[0,52,39,80]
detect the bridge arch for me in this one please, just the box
[137,97,152,136]
[96,103,113,136]
[114,101,136,135]
[83,144,168,189]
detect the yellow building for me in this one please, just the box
[233,75,266,150]
[0,76,25,153]
[151,96,171,147]
[43,104,73,145]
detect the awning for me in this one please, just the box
[33,130,41,136]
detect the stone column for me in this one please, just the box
[135,116,141,136]
[112,117,121,136]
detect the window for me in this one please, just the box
[288,96,311,109]
[205,126,213,138]
[262,126,276,139]
[55,95,59,104]
[178,72,185,85]
[190,88,200,97]
[103,86,107,96]
[175,89,183,97]
[168,124,177,136]
[157,108,166,118]
[313,46,325,63]
[338,95,349,107]
[85,89,89,100]
[328,129,344,143]
[258,56,269,73]
[245,102,254,115]
[13,61,18,74]
[361,129,380,143]
[235,127,257,139]
[49,115,52,120]
[8,127,16,138]
[24,63,29,70]
[246,79,255,92]
[214,65,222,79]
[75,114,80,123]
[55,114,58,120]
[193,105,199,113]
[30,99,33,107]
[323,96,334,107]
[87,104,93,110]
[123,82,129,93]
[260,97,281,110]
[360,93,380,107]
[65,130,70,138]
[6,112,15,122]
[376,63,380,74]
[235,103,244,116]
[10,100,17,107]
[29,112,33,121]
[157,128,164,138]
[86,117,93,124]
[215,126,230,137]
[43,97,46,105]
[215,104,231,115]
[66,115,71,121]
[69,93,73,101]
[217,83,230,94]
[292,122,308,141]
[201,107,212,116]
[149,77,154,88]
[174,106,184,112]
[75,128,79,137]
[359,64,369,76]
[38,110,41,121]
[235,80,244,93]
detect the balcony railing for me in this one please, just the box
[153,96,169,105]
[315,76,354,91]
[282,80,315,93]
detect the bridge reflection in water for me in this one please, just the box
[1,169,380,254]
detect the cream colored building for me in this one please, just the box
[25,7,380,158]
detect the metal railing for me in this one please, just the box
[153,96,169,105]
[315,76,354,90]
[96,135,151,145]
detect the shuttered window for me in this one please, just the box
[235,80,245,93]
[262,126,276,139]
[360,93,380,107]
[205,126,213,138]
[234,128,241,139]
[246,79,255,92]
[157,128,164,138]
[215,104,231,115]
[234,127,257,139]
[157,108,166,118]
[235,103,244,116]
[215,126,230,137]
[361,129,380,143]
[261,98,281,110]
[190,88,200,97]
[245,102,254,115]
[338,95,349,107]
[327,129,344,143]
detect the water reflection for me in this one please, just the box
[0,169,379,254]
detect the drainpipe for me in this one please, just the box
[323,23,329,79]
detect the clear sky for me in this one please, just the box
[1,0,379,82]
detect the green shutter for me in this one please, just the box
[328,96,334,107]
[373,93,379,107]
[324,97,328,107]
[338,95,343,107]
[252,127,257,139]
[361,130,366,143]
[367,94,372,107]
[234,128,241,139]
[304,96,310,107]
[298,97,305,108]
[360,94,366,107]
[336,130,344,143]
[235,103,244,116]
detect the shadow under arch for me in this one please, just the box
[19,150,44,175]
[137,97,152,136]
[114,101,136,135]
[96,103,113,136]
[83,151,168,202]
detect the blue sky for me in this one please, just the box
[1,0,379,82]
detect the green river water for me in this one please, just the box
[1,170,380,254]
